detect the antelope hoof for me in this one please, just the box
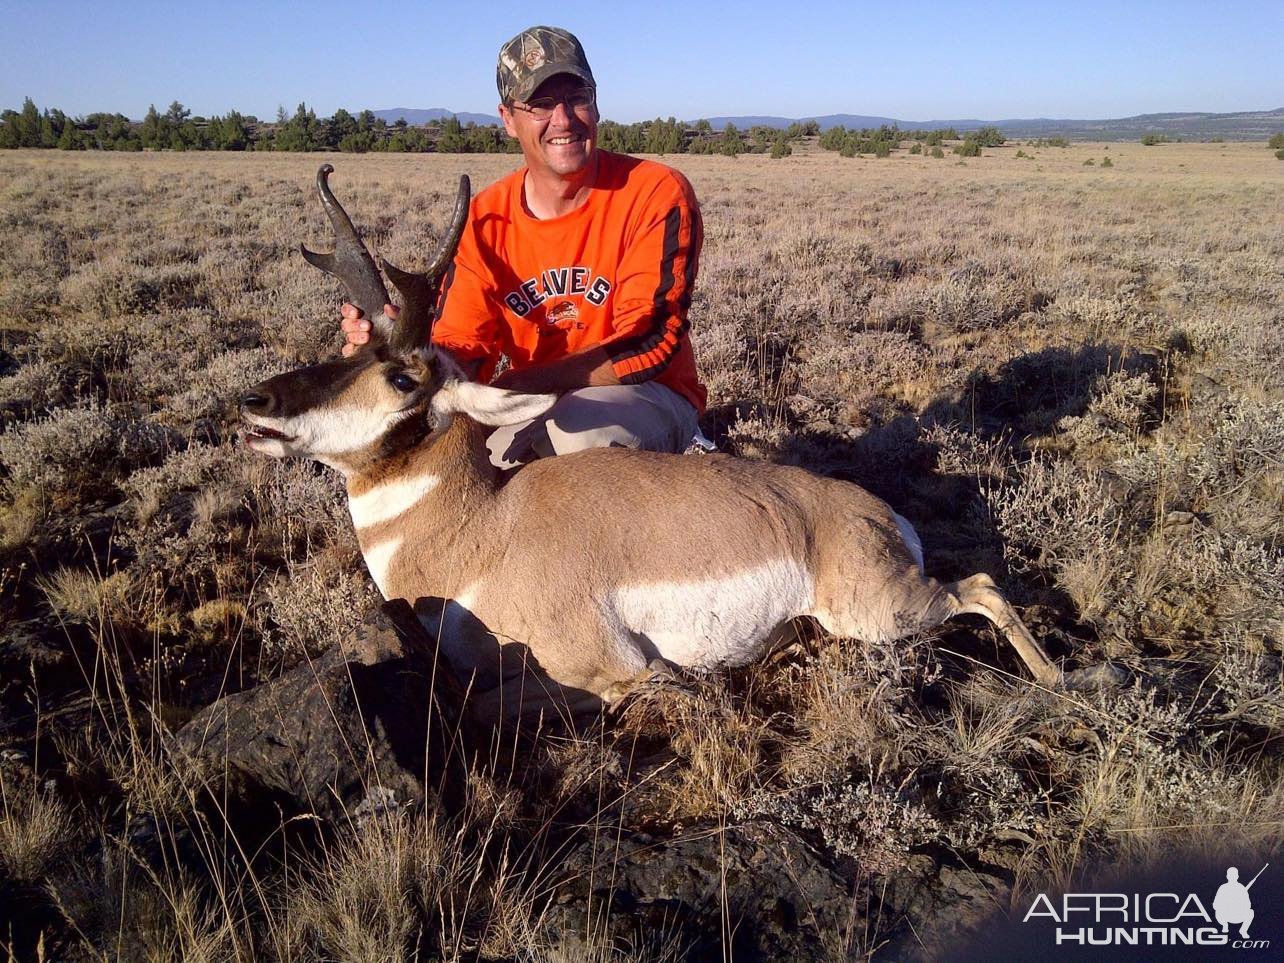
[1059,661,1130,690]
[604,661,694,715]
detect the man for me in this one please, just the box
[342,25,706,469]
[1213,866,1257,939]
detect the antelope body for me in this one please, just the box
[241,166,1120,720]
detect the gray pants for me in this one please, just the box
[486,382,700,470]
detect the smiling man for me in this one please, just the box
[343,25,706,469]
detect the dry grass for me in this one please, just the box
[1,141,1281,958]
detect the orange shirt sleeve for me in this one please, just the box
[431,212,503,381]
[601,173,703,385]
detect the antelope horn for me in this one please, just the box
[300,164,393,341]
[381,175,471,351]
[426,174,471,276]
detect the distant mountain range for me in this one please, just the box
[703,108,1284,140]
[373,106,1282,141]
[373,107,504,127]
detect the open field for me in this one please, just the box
[1,141,1282,959]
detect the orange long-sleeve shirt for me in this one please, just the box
[432,150,707,414]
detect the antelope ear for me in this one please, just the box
[432,382,557,426]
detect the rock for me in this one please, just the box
[541,822,864,961]
[0,619,67,671]
[878,857,1012,959]
[172,599,471,830]
[1160,510,1200,533]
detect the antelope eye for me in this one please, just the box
[389,371,418,393]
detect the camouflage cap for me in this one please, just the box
[496,26,595,105]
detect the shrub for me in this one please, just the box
[0,403,171,497]
[1083,158,1095,166]
[1141,133,1171,146]
[735,778,940,875]
[973,125,1005,147]
[909,142,922,154]
[0,359,91,418]
[1276,149,1284,160]
[769,137,791,159]
[59,257,207,318]
[0,779,74,881]
[954,139,981,157]
[1057,370,1158,446]
[1101,156,1113,167]
[930,146,944,158]
[1047,137,1069,147]
[1267,132,1284,149]
[261,546,378,664]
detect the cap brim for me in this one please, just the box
[510,63,595,104]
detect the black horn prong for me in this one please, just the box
[378,177,471,351]
[300,164,393,341]
[299,245,337,273]
[381,258,444,351]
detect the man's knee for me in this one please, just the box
[486,383,697,468]
[547,419,642,455]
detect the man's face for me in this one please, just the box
[500,74,599,179]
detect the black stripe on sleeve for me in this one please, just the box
[605,206,684,364]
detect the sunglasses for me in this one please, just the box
[510,87,596,119]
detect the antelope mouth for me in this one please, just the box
[241,423,293,445]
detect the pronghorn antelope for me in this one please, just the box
[240,165,1123,720]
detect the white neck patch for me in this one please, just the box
[361,536,403,598]
[306,404,411,457]
[348,473,442,529]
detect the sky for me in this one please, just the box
[2,0,1280,123]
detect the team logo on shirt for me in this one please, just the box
[545,300,580,330]
[503,266,612,323]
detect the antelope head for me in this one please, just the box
[239,165,554,476]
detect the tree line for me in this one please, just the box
[1,98,817,156]
[1,98,1026,159]
[817,124,1006,158]
[0,98,521,153]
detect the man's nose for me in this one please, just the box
[547,100,575,126]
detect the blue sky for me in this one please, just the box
[2,0,1279,122]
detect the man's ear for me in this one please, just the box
[432,382,557,427]
[499,103,518,139]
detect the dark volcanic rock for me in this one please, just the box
[173,599,470,829]
[542,822,864,961]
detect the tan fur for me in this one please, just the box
[339,412,1066,719]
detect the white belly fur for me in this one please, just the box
[414,583,486,674]
[892,512,924,573]
[611,558,815,668]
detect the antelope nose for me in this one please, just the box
[240,390,274,415]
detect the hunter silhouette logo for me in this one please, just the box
[1215,864,1267,940]
[1022,863,1271,948]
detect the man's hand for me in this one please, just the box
[340,302,399,357]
